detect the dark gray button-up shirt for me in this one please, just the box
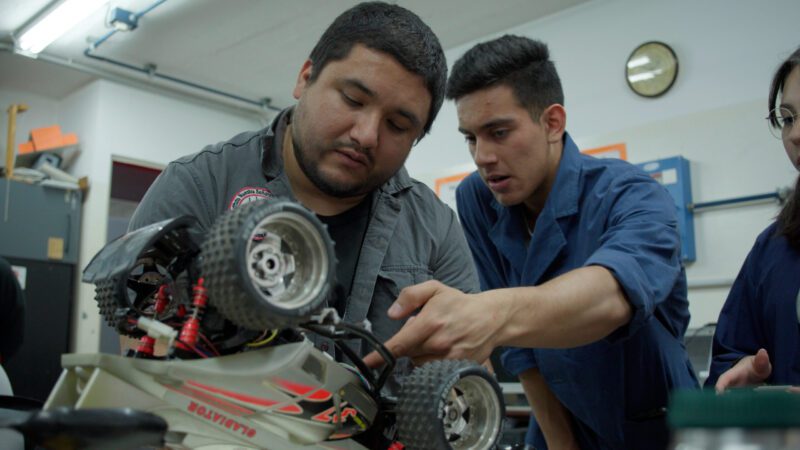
[130,108,479,390]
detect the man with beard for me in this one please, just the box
[129,2,477,380]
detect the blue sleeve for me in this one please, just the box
[705,236,766,386]
[456,173,538,375]
[583,171,682,341]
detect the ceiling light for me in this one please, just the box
[17,0,109,55]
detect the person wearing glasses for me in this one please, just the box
[707,46,800,391]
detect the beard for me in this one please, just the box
[291,124,380,199]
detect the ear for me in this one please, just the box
[292,59,314,100]
[540,104,566,143]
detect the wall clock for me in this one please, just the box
[625,41,678,98]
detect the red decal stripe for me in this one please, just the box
[272,378,332,402]
[165,385,253,416]
[186,380,303,414]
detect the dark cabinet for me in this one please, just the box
[0,179,81,401]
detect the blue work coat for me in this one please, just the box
[707,222,800,386]
[456,133,698,450]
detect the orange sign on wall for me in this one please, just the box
[581,142,627,160]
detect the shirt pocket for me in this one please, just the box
[368,266,432,342]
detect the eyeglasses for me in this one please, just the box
[766,106,799,139]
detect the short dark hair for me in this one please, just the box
[446,35,564,117]
[769,46,800,250]
[307,2,446,138]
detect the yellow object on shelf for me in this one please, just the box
[4,103,28,178]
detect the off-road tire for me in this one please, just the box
[397,360,505,450]
[202,200,335,330]
[95,278,122,331]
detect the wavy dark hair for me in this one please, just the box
[769,46,800,250]
[307,2,446,140]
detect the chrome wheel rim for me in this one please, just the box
[442,375,502,449]
[245,210,329,310]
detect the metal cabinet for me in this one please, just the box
[0,179,81,401]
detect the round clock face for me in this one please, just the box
[626,41,678,97]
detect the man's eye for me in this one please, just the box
[464,135,476,145]
[342,93,362,107]
[492,129,509,139]
[387,121,408,133]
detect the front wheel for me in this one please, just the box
[201,200,336,330]
[397,360,505,450]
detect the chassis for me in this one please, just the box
[3,200,505,450]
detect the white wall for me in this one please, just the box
[407,0,800,327]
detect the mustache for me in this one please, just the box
[331,141,373,164]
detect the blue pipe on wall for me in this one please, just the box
[689,190,784,212]
[84,0,281,112]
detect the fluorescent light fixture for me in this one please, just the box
[17,0,109,54]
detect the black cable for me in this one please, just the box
[303,321,396,395]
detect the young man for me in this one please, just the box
[366,35,698,449]
[129,2,478,390]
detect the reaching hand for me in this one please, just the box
[715,348,773,393]
[363,280,505,368]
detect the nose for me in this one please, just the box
[350,111,380,150]
[472,139,498,167]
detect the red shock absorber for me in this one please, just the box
[176,277,208,351]
[154,284,169,317]
[387,442,405,450]
[136,335,156,356]
[135,284,170,357]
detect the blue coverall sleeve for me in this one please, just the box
[456,174,539,374]
[705,241,765,386]
[583,172,683,341]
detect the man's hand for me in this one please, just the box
[363,280,505,368]
[715,348,772,393]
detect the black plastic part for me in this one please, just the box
[86,216,202,336]
[82,216,201,284]
[6,407,166,450]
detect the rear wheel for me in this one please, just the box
[202,200,335,330]
[397,360,505,450]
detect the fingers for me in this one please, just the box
[387,280,444,319]
[363,349,385,368]
[716,355,751,393]
[716,350,774,394]
[363,315,429,368]
[752,348,772,379]
[715,372,731,394]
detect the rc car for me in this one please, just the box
[4,199,505,450]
